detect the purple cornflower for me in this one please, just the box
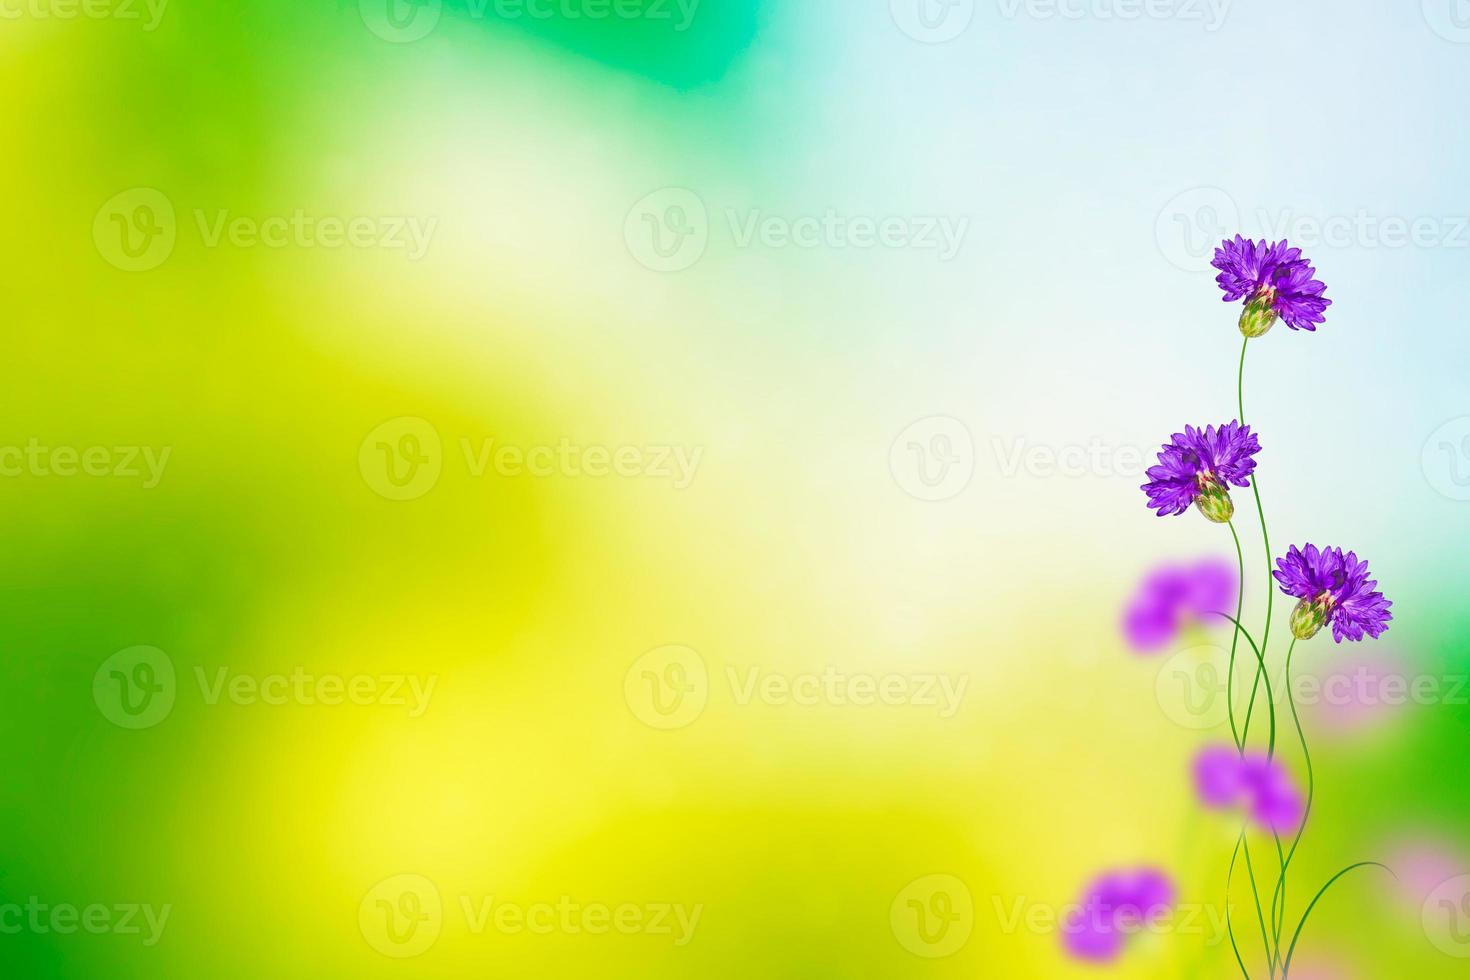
[1122,558,1237,653]
[1274,544,1393,643]
[1061,868,1176,963]
[1194,746,1305,834]
[1212,236,1331,337]
[1141,422,1261,524]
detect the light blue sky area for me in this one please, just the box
[701,0,1470,559]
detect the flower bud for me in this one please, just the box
[1193,477,1234,524]
[1239,287,1280,339]
[1290,596,1332,641]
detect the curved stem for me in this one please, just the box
[1250,473,1275,750]
[1270,639,1311,952]
[1208,611,1275,756]
[1270,832,1286,958]
[1226,834,1253,980]
[1281,862,1394,975]
[1227,914,1251,980]
[1237,336,1290,970]
[1227,521,1247,750]
[1236,337,1277,758]
[1242,839,1278,978]
[1237,337,1248,424]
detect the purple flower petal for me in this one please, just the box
[1211,237,1331,331]
[1141,422,1260,517]
[1275,544,1393,643]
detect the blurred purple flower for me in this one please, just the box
[1194,746,1305,833]
[1061,868,1176,963]
[1122,558,1238,653]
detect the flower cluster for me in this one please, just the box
[1138,240,1389,647]
[1108,237,1392,973]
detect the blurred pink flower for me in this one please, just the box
[1283,956,1354,980]
[1299,649,1412,738]
[1382,837,1469,906]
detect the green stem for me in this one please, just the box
[1281,863,1394,976]
[1227,521,1247,751]
[1208,612,1275,757]
[1234,336,1283,972]
[1249,472,1274,753]
[1242,839,1278,978]
[1270,639,1310,954]
[1235,337,1277,758]
[1226,834,1253,980]
[1237,337,1248,423]
[1227,914,1251,980]
[1270,832,1286,960]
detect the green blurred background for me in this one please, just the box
[3,0,1469,976]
